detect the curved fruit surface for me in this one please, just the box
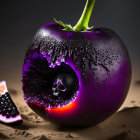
[22,22,131,127]
[0,81,23,124]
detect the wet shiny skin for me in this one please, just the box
[22,23,131,127]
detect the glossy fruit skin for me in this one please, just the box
[22,23,131,127]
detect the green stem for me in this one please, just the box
[73,0,96,31]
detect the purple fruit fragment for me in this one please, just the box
[0,81,23,124]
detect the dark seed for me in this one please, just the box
[11,113,17,117]
[1,102,4,105]
[7,108,12,113]
[2,110,7,116]
[12,107,16,110]
[1,98,5,101]
[6,113,10,118]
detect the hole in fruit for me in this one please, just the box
[22,53,79,108]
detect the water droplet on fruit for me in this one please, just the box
[26,37,116,108]
[55,60,60,65]
[61,57,65,62]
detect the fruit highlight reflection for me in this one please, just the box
[22,0,131,127]
[46,99,77,113]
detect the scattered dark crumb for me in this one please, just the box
[47,133,53,138]
[24,132,32,137]
[9,134,13,136]
[131,100,136,103]
[128,129,131,134]
[15,129,26,135]
[14,129,32,137]
[108,131,128,140]
[21,130,26,135]
[39,135,49,140]
[50,133,56,136]
[121,124,126,128]
[65,133,74,138]
[0,132,9,138]
[58,133,63,136]
[135,80,140,86]
[15,129,18,133]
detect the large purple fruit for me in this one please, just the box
[22,0,131,127]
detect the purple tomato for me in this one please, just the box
[22,0,131,127]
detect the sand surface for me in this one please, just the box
[0,80,140,140]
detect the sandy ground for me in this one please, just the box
[0,79,140,140]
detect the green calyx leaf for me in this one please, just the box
[76,25,94,31]
[54,18,94,32]
[54,18,74,31]
[86,26,94,30]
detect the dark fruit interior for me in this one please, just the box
[0,92,19,118]
[23,54,79,108]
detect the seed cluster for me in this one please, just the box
[0,92,19,118]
